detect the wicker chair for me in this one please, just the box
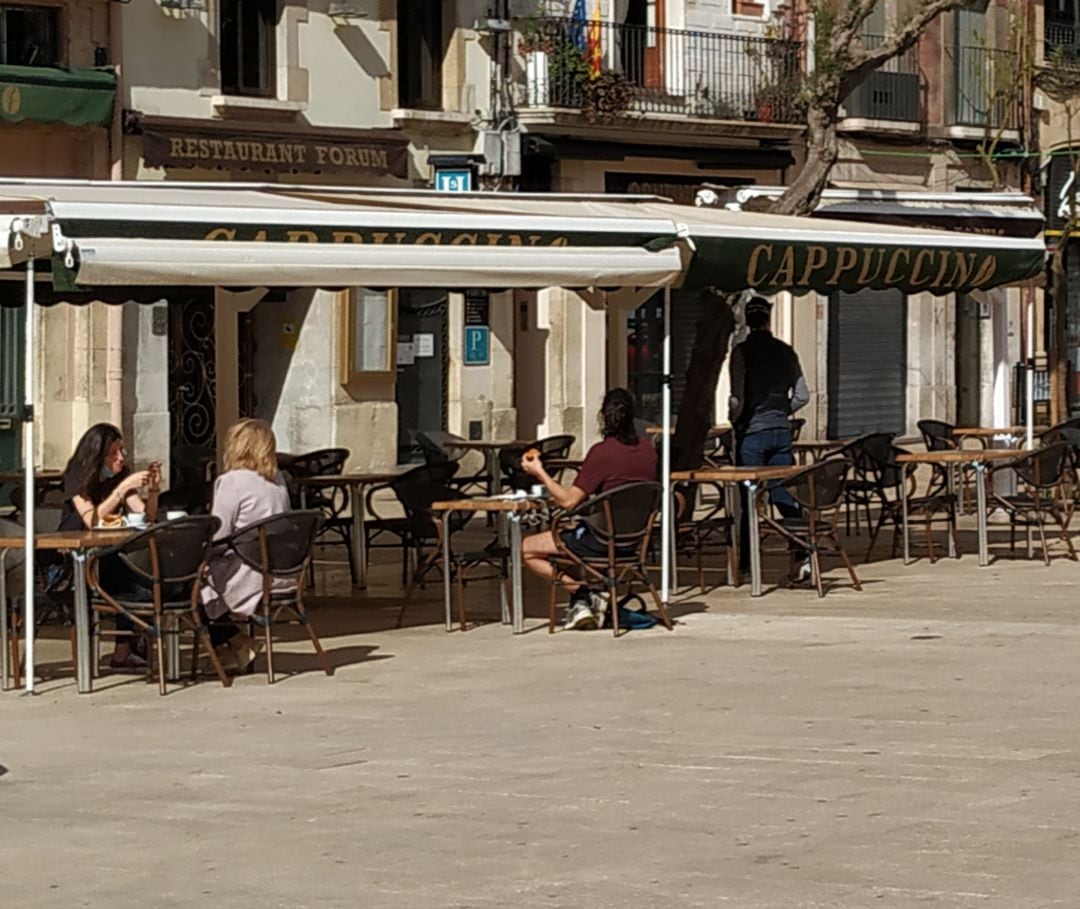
[214,509,332,683]
[86,515,228,695]
[547,481,671,635]
[281,448,355,585]
[989,442,1077,565]
[758,459,861,598]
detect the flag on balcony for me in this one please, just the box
[570,0,588,52]
[587,0,602,78]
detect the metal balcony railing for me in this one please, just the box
[515,17,804,124]
[1045,22,1080,67]
[842,35,920,122]
[947,45,1019,130]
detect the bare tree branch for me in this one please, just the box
[843,0,977,93]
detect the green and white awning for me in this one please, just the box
[0,65,115,128]
[0,181,1047,301]
[635,202,1046,296]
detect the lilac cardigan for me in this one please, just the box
[201,469,292,620]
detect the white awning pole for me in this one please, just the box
[660,285,672,608]
[1026,293,1034,450]
[23,257,35,695]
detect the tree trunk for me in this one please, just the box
[1050,241,1069,424]
[771,103,840,217]
[671,295,737,471]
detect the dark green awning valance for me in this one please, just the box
[0,64,115,128]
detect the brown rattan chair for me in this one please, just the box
[759,459,861,597]
[547,481,671,635]
[87,515,229,695]
[989,442,1077,565]
[215,509,332,683]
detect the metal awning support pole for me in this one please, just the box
[1026,292,1034,450]
[22,257,35,695]
[660,284,672,609]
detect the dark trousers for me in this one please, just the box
[737,427,801,567]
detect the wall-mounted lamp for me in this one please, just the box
[328,2,369,21]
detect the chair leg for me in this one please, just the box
[456,569,467,632]
[641,574,673,631]
[548,579,558,633]
[69,628,78,677]
[295,599,332,676]
[810,548,824,598]
[924,518,936,564]
[154,624,167,696]
[199,626,232,688]
[263,606,275,684]
[1036,517,1050,566]
[11,616,20,689]
[835,537,862,591]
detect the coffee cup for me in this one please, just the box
[124,512,147,528]
[166,510,188,521]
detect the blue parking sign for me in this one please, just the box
[435,169,472,192]
[464,326,489,365]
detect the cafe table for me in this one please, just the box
[895,448,1021,568]
[444,439,534,497]
[792,439,847,466]
[0,527,133,694]
[671,465,802,597]
[296,466,411,588]
[431,494,541,634]
[952,426,1041,449]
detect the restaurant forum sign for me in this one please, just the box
[142,124,409,179]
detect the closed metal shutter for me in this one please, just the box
[827,289,907,438]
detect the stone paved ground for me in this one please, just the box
[3,528,1080,908]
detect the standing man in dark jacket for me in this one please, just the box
[728,296,810,568]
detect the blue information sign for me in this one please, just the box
[464,326,490,366]
[435,169,473,192]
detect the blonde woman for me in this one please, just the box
[201,419,291,670]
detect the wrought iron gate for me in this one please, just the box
[168,292,216,485]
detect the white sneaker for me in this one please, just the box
[794,559,813,585]
[589,591,611,628]
[563,601,598,630]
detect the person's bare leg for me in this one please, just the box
[522,531,582,593]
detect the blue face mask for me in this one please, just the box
[101,466,115,480]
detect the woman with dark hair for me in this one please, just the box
[61,423,158,671]
[520,388,656,630]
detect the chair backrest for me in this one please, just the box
[536,434,575,459]
[781,458,849,513]
[1012,442,1070,490]
[391,462,460,517]
[116,515,220,586]
[227,510,323,577]
[918,419,957,452]
[789,417,806,442]
[284,448,349,478]
[580,481,662,549]
[170,445,217,490]
[1058,426,1080,451]
[415,431,456,466]
[837,432,896,479]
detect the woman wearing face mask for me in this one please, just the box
[61,423,158,671]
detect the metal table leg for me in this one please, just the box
[727,481,742,587]
[947,466,958,559]
[441,514,453,632]
[166,615,180,682]
[747,481,763,597]
[0,549,9,691]
[73,551,91,694]
[976,461,989,567]
[510,513,524,634]
[351,481,369,589]
[901,463,911,565]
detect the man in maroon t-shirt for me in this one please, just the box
[520,388,657,630]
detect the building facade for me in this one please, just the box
[2,0,1053,486]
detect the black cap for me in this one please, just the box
[745,296,772,317]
